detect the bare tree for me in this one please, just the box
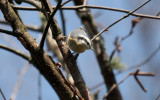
[0,0,160,100]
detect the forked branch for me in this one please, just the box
[103,68,155,99]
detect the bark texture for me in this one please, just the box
[73,0,122,100]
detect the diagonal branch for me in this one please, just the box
[0,45,30,61]
[156,93,160,100]
[134,74,147,92]
[103,74,130,99]
[0,88,6,100]
[10,62,30,100]
[129,44,160,70]
[39,0,62,49]
[0,0,79,99]
[40,0,91,99]
[91,0,151,41]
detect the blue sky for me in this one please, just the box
[1,0,160,100]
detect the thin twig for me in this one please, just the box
[110,12,160,69]
[0,88,6,100]
[20,0,42,10]
[61,0,72,6]
[89,82,104,91]
[110,18,142,61]
[122,18,142,41]
[0,20,42,32]
[135,72,155,76]
[10,62,30,100]
[128,44,160,70]
[0,19,9,24]
[103,69,155,99]
[109,47,118,61]
[59,6,66,36]
[0,45,30,61]
[155,93,160,100]
[134,75,147,92]
[134,69,147,92]
[39,0,62,49]
[103,74,130,99]
[91,0,151,41]
[91,44,159,91]
[11,5,160,19]
[58,0,71,36]
[1,34,20,49]
[0,28,22,37]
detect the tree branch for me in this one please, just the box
[73,0,122,100]
[91,0,151,41]
[20,0,42,10]
[0,20,42,32]
[59,9,66,36]
[61,0,72,6]
[128,44,160,71]
[39,0,62,49]
[90,44,160,90]
[0,88,6,100]
[10,62,30,100]
[11,5,160,20]
[0,28,22,37]
[39,0,91,99]
[110,18,142,61]
[103,69,155,99]
[156,93,160,100]
[0,45,30,61]
[0,0,77,99]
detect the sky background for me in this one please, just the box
[1,0,160,100]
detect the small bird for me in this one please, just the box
[67,27,94,53]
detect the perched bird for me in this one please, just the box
[67,27,94,53]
